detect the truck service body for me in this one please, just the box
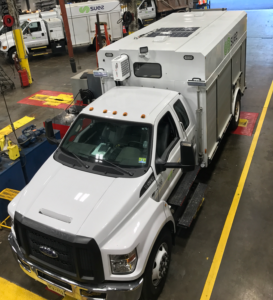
[0,0,122,63]
[8,11,247,300]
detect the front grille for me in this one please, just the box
[26,227,76,273]
[14,212,104,283]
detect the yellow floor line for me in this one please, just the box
[0,277,46,300]
[200,81,273,300]
[0,116,35,139]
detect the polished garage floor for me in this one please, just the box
[1,7,273,300]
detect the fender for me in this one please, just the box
[232,86,241,115]
[101,199,175,281]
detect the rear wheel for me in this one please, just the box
[140,228,172,300]
[230,93,241,130]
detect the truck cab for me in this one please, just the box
[8,86,196,300]
[138,0,157,26]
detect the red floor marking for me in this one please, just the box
[231,111,259,136]
[18,90,73,110]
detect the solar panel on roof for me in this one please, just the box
[145,27,200,38]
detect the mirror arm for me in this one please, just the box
[46,137,61,145]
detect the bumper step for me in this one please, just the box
[178,183,207,228]
[168,166,200,206]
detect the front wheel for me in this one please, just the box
[8,47,16,64]
[141,228,172,300]
[230,93,241,130]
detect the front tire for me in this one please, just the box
[141,228,172,300]
[8,47,16,64]
[230,93,241,130]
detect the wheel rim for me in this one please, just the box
[235,100,240,122]
[152,243,169,287]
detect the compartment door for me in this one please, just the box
[109,12,122,39]
[90,14,110,35]
[240,40,247,91]
[206,81,217,159]
[68,17,89,45]
[217,62,232,138]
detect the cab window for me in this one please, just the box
[28,22,42,33]
[156,112,179,159]
[173,100,190,130]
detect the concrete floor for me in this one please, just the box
[1,8,273,300]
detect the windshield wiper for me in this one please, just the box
[85,155,133,176]
[61,147,89,169]
[99,158,134,176]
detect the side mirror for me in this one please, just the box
[155,141,195,174]
[45,119,60,145]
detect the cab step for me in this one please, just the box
[178,183,207,228]
[168,166,200,206]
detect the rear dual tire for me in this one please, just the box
[230,93,241,130]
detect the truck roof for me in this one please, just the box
[82,87,177,123]
[101,11,247,55]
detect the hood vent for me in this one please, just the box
[39,208,72,224]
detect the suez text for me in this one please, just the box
[90,5,104,11]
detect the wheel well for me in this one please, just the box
[162,221,175,245]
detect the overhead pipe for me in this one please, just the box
[59,0,77,73]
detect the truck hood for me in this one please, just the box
[10,156,150,246]
[0,31,13,42]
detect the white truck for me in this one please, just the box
[137,0,193,27]
[0,0,122,63]
[8,11,247,300]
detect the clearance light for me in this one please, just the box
[103,109,107,113]
[123,112,127,116]
[89,107,93,111]
[3,46,7,50]
[141,114,145,119]
[113,111,117,115]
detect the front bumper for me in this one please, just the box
[9,232,143,300]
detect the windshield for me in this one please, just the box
[57,114,152,176]
[21,21,29,32]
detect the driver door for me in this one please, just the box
[153,110,184,202]
[23,21,47,48]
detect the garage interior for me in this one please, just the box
[1,1,273,300]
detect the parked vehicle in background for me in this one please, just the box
[0,0,122,63]
[137,0,193,27]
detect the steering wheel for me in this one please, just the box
[128,141,143,148]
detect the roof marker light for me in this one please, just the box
[103,109,107,113]
[89,107,94,111]
[141,114,146,119]
[113,111,117,115]
[123,112,128,116]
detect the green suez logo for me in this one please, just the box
[79,5,105,13]
[224,31,238,56]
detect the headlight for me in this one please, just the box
[110,249,137,274]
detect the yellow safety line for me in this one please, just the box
[0,277,46,300]
[200,80,273,300]
[0,116,35,139]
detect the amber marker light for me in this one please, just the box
[103,109,107,113]
[141,114,146,119]
[89,107,93,111]
[123,112,128,116]
[113,111,117,115]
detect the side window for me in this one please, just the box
[28,22,42,33]
[147,0,152,7]
[156,112,179,159]
[173,100,190,130]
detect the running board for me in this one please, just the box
[31,46,47,50]
[32,53,49,56]
[168,166,200,206]
[178,183,207,228]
